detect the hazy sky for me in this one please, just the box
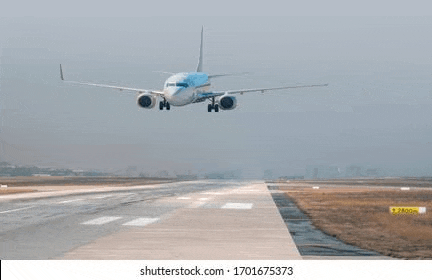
[1,1,432,17]
[1,13,432,177]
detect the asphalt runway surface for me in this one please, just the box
[0,180,301,260]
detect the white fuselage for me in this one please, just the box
[163,72,210,106]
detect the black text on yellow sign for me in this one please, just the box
[389,207,426,215]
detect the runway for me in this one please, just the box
[0,180,301,259]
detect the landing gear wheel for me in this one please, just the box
[214,104,219,112]
[159,101,164,110]
[208,104,212,112]
[166,102,170,110]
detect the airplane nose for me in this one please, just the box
[170,88,182,96]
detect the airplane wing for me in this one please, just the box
[196,83,328,99]
[60,65,164,95]
[208,72,249,79]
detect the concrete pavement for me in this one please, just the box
[1,180,302,260]
[62,182,301,259]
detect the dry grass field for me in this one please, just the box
[276,179,432,259]
[0,176,175,187]
[0,188,36,195]
[0,176,177,196]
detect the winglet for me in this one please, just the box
[196,26,204,72]
[60,64,64,81]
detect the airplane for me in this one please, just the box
[60,27,328,112]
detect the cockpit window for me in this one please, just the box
[167,82,188,88]
[176,82,188,88]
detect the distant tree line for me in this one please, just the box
[0,162,107,177]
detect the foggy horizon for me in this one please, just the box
[1,16,432,178]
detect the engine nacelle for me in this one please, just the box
[217,95,237,110]
[136,93,156,109]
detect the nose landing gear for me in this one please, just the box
[159,100,170,110]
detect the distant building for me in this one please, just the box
[126,166,138,177]
[345,165,382,177]
[176,174,198,180]
[176,170,198,180]
[72,170,85,176]
[205,170,242,179]
[305,165,341,179]
[365,168,379,177]
[345,165,362,177]
[278,175,304,180]
[154,170,171,178]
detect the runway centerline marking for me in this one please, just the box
[221,203,253,209]
[122,217,160,226]
[82,216,122,225]
[0,206,35,214]
[189,201,206,208]
[58,198,85,204]
[92,195,113,199]
[177,197,191,200]
[112,193,136,198]
[201,192,224,195]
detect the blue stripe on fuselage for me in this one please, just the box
[164,72,208,88]
[163,72,209,106]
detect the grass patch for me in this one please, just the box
[279,183,432,259]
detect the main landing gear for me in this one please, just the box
[207,97,219,112]
[159,100,170,110]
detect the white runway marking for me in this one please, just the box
[232,189,260,193]
[199,197,209,201]
[189,201,206,208]
[114,193,135,197]
[93,195,113,199]
[269,190,284,193]
[201,192,223,195]
[221,203,253,209]
[58,198,85,204]
[122,217,160,226]
[177,197,191,200]
[82,216,122,225]
[0,206,35,214]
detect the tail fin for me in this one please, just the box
[196,26,204,72]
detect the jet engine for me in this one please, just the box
[136,93,156,109]
[217,95,237,110]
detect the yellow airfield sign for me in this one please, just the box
[389,207,426,215]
